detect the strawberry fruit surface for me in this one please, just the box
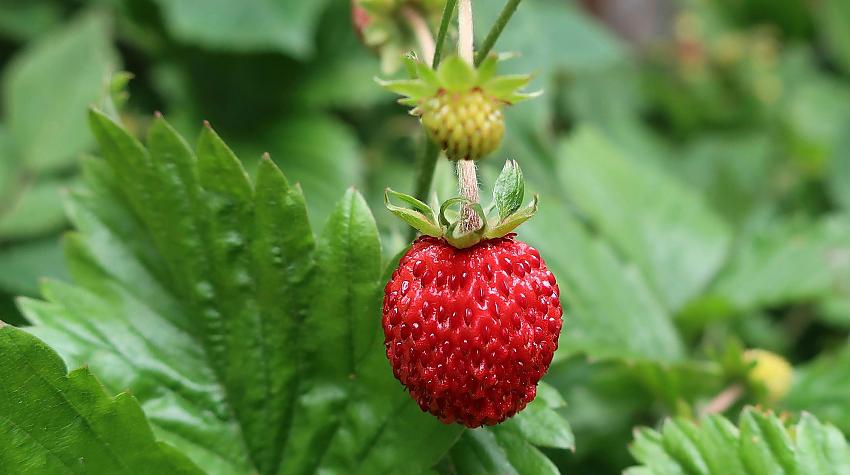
[383,234,562,427]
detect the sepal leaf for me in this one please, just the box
[385,188,442,237]
[486,195,539,239]
[493,159,525,220]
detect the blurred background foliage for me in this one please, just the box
[1,0,850,473]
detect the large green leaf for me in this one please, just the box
[152,0,330,58]
[0,176,70,239]
[819,0,850,76]
[709,215,850,313]
[447,384,572,475]
[626,407,850,475]
[521,191,685,363]
[19,110,461,475]
[0,237,67,296]
[259,115,363,230]
[2,11,116,172]
[0,322,202,474]
[559,128,732,311]
[785,346,850,435]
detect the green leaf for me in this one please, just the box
[384,188,442,237]
[2,11,116,172]
[559,128,732,311]
[0,322,202,474]
[493,159,524,220]
[785,346,850,435]
[0,238,67,296]
[258,115,363,230]
[483,74,533,99]
[626,407,850,475]
[152,0,330,58]
[437,56,478,92]
[498,382,575,451]
[710,215,850,314]
[819,0,850,75]
[377,78,438,99]
[449,426,561,475]
[0,176,70,239]
[19,110,461,475]
[485,195,538,239]
[0,0,61,41]
[521,192,685,363]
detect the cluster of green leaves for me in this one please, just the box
[2,0,850,473]
[0,109,573,474]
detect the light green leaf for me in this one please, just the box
[498,382,575,450]
[259,115,363,230]
[2,11,116,172]
[0,322,202,474]
[521,193,685,362]
[493,159,524,220]
[19,110,460,475]
[0,176,70,239]
[449,426,560,475]
[437,56,478,92]
[819,0,850,75]
[152,0,329,58]
[0,238,67,296]
[626,408,850,475]
[785,346,850,435]
[710,215,850,313]
[0,0,61,41]
[559,128,732,311]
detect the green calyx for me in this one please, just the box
[378,53,540,112]
[385,159,539,249]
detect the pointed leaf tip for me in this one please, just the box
[493,159,525,220]
[385,188,442,237]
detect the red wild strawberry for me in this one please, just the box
[382,234,562,427]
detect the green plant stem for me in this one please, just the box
[432,0,458,68]
[456,0,482,234]
[474,0,523,66]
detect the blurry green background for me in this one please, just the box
[2,0,850,473]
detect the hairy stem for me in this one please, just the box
[457,160,482,233]
[401,6,436,64]
[432,0,458,68]
[457,0,474,64]
[474,0,523,65]
[700,384,744,417]
[455,0,481,233]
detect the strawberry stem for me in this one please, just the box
[474,0,523,66]
[432,0,458,68]
[458,0,474,64]
[456,0,482,234]
[457,160,482,233]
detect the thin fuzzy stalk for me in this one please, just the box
[457,0,474,64]
[455,0,481,234]
[457,160,482,233]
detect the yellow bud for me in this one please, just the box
[744,349,793,402]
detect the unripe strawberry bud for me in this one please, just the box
[744,349,793,402]
[420,90,505,160]
[380,55,539,161]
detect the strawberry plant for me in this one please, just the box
[3,0,850,474]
